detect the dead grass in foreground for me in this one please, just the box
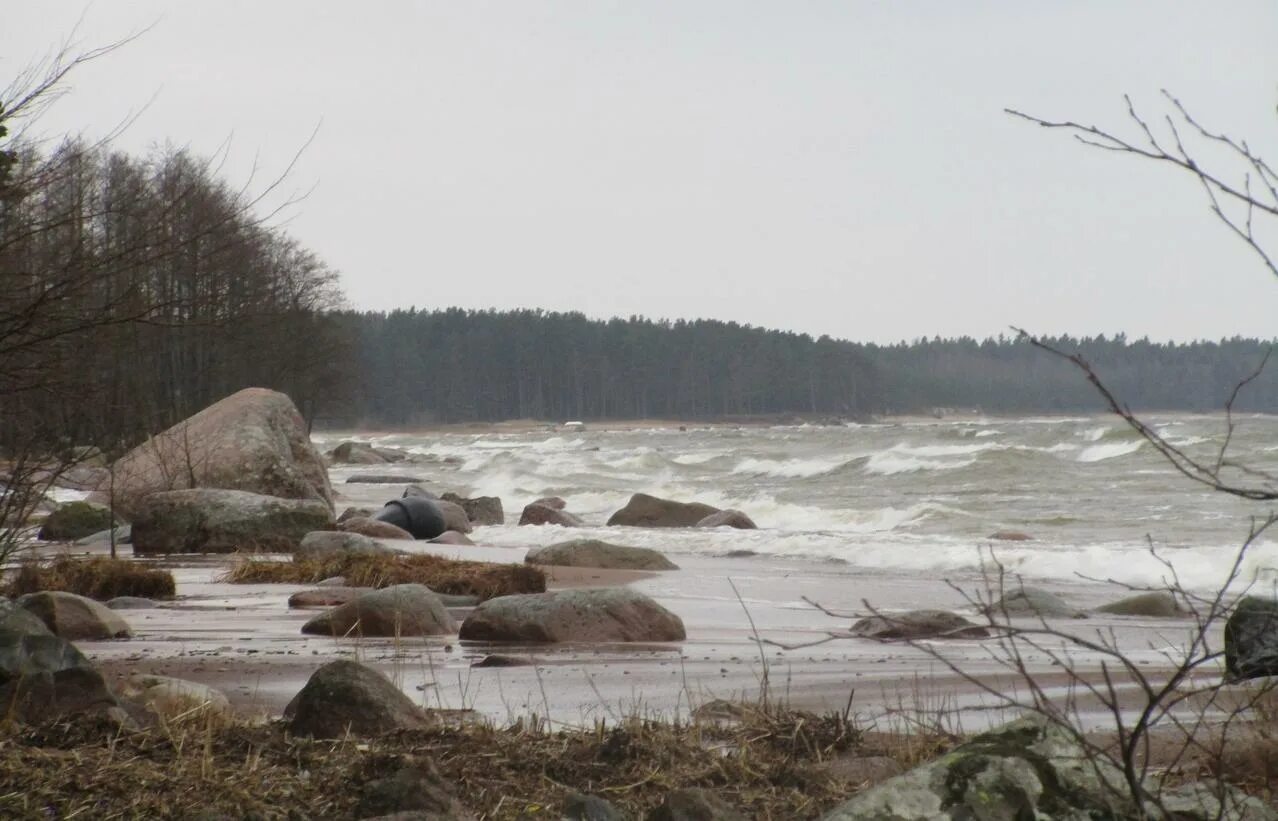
[221,552,546,601]
[6,556,176,601]
[0,705,876,820]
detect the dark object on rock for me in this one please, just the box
[695,510,757,530]
[525,539,678,571]
[429,530,474,546]
[518,502,584,527]
[988,530,1033,541]
[104,387,333,519]
[131,488,334,554]
[607,493,720,528]
[339,517,415,540]
[986,586,1086,619]
[355,758,472,820]
[647,788,744,821]
[286,659,432,737]
[470,654,532,668]
[297,530,401,561]
[459,588,685,643]
[346,474,427,484]
[38,501,116,542]
[1096,591,1184,618]
[1226,596,1278,681]
[300,584,456,637]
[564,792,628,821]
[18,591,132,640]
[441,493,504,526]
[375,497,447,540]
[338,506,375,522]
[850,610,989,640]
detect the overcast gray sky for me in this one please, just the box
[4,2,1276,343]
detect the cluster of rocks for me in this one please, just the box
[515,491,756,531]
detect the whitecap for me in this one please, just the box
[1076,441,1143,463]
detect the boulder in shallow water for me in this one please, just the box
[1096,591,1184,618]
[296,530,401,561]
[441,492,504,526]
[18,591,132,640]
[289,586,372,608]
[607,493,720,528]
[519,502,584,527]
[850,609,989,640]
[329,441,388,465]
[987,586,1086,619]
[131,488,334,554]
[428,498,472,534]
[988,530,1033,541]
[301,584,456,637]
[696,509,757,530]
[339,516,414,540]
[525,539,678,571]
[38,501,117,542]
[287,659,432,738]
[459,588,685,643]
[104,387,333,518]
[429,530,474,546]
[1226,596,1278,681]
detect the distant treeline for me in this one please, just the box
[320,310,1278,425]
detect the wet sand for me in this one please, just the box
[78,538,1233,735]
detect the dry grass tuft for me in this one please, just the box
[222,552,546,601]
[6,556,176,601]
[0,702,864,819]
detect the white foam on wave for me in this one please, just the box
[732,455,850,479]
[1077,440,1143,463]
[974,430,1002,438]
[672,452,720,466]
[1081,426,1109,442]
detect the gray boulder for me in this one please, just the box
[104,387,333,519]
[0,632,124,726]
[459,588,685,643]
[607,493,720,528]
[850,610,989,640]
[301,584,457,638]
[431,499,473,534]
[74,525,131,546]
[38,501,116,542]
[429,530,474,546]
[296,530,401,561]
[286,659,432,738]
[695,509,757,530]
[402,485,440,500]
[339,516,415,540]
[525,539,678,571]
[338,506,376,522]
[0,599,54,637]
[819,716,1276,821]
[18,591,132,640]
[647,789,743,820]
[518,502,584,527]
[987,586,1086,619]
[131,488,334,554]
[329,441,388,465]
[289,587,372,608]
[1096,591,1184,618]
[1226,596,1278,681]
[355,758,473,820]
[440,493,504,526]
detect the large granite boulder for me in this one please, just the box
[104,388,333,518]
[1226,596,1278,681]
[17,591,132,640]
[300,584,457,637]
[518,502,584,527]
[286,659,432,738]
[440,493,504,526]
[850,610,989,641]
[38,501,117,542]
[296,530,400,561]
[607,493,720,528]
[1096,591,1184,618]
[459,588,685,643]
[987,586,1086,619]
[696,509,757,530]
[819,716,1276,821]
[131,488,334,554]
[525,539,678,571]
